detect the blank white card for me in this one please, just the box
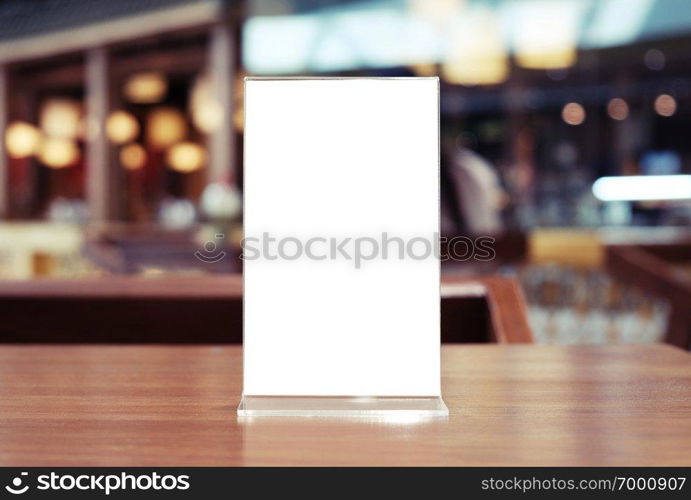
[243,78,440,396]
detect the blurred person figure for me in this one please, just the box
[441,137,505,235]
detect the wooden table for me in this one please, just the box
[0,344,689,466]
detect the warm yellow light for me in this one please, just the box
[407,0,466,27]
[39,138,79,169]
[124,72,167,104]
[5,121,42,158]
[607,98,629,121]
[442,8,508,86]
[146,107,187,149]
[516,47,576,70]
[166,142,207,173]
[514,2,578,69]
[106,110,140,144]
[195,103,224,134]
[442,58,507,86]
[409,63,438,77]
[562,102,585,126]
[654,94,676,117]
[40,98,81,139]
[120,143,147,171]
[190,74,224,134]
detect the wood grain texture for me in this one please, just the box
[0,344,689,466]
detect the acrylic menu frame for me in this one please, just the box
[239,77,447,417]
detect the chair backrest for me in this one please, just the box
[607,244,691,350]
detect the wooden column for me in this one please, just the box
[0,65,9,218]
[208,22,236,185]
[85,47,117,221]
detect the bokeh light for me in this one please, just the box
[106,110,140,144]
[166,142,207,173]
[607,98,629,121]
[644,49,665,71]
[119,143,147,171]
[5,121,42,158]
[442,8,507,86]
[146,107,187,149]
[39,138,79,169]
[39,98,82,139]
[513,2,578,69]
[200,182,242,219]
[654,94,676,117]
[124,72,167,104]
[190,74,224,134]
[561,102,586,126]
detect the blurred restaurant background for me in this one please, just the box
[1,0,691,349]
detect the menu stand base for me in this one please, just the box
[237,395,448,417]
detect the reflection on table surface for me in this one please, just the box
[0,344,688,466]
